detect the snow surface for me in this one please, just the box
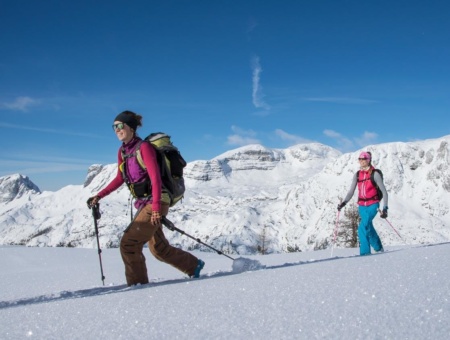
[1,243,449,339]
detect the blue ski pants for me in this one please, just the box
[358,203,383,255]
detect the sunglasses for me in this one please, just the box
[358,158,368,161]
[112,123,125,131]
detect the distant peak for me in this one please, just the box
[0,173,41,203]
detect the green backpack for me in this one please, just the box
[133,132,187,207]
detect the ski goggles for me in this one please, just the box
[112,122,125,131]
[358,158,368,161]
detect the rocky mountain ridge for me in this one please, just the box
[1,136,449,254]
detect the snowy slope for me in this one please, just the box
[1,243,449,339]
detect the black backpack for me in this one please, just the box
[357,168,383,201]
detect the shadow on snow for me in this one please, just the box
[1,241,448,310]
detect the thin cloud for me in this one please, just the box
[323,129,379,151]
[355,131,378,147]
[1,164,91,175]
[2,155,100,166]
[227,125,260,146]
[275,129,313,145]
[1,96,39,111]
[303,97,378,104]
[251,56,270,111]
[323,129,354,151]
[247,17,258,36]
[0,122,103,139]
[323,129,343,139]
[0,159,94,176]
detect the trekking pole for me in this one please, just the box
[378,209,406,244]
[161,217,235,261]
[91,203,105,285]
[330,209,341,258]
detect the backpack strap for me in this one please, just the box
[134,141,147,170]
[356,170,370,183]
[120,140,146,187]
[371,169,383,201]
[356,168,378,184]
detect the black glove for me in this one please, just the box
[337,201,346,211]
[380,206,388,219]
[87,196,100,209]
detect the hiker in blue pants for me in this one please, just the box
[337,151,389,255]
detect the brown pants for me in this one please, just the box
[120,204,198,286]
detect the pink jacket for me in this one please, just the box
[357,167,380,206]
[97,137,162,212]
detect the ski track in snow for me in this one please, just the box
[2,242,450,339]
[0,245,424,310]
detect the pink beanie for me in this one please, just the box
[359,151,371,160]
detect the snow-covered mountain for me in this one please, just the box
[1,136,450,254]
[0,174,40,204]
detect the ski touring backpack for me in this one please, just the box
[121,132,187,207]
[356,168,383,201]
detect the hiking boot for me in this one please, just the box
[192,259,205,278]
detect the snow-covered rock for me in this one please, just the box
[0,174,40,204]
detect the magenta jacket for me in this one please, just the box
[97,137,162,212]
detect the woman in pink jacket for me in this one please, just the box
[337,151,388,255]
[87,111,204,285]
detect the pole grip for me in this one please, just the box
[92,203,101,220]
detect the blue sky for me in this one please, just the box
[1,0,449,191]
